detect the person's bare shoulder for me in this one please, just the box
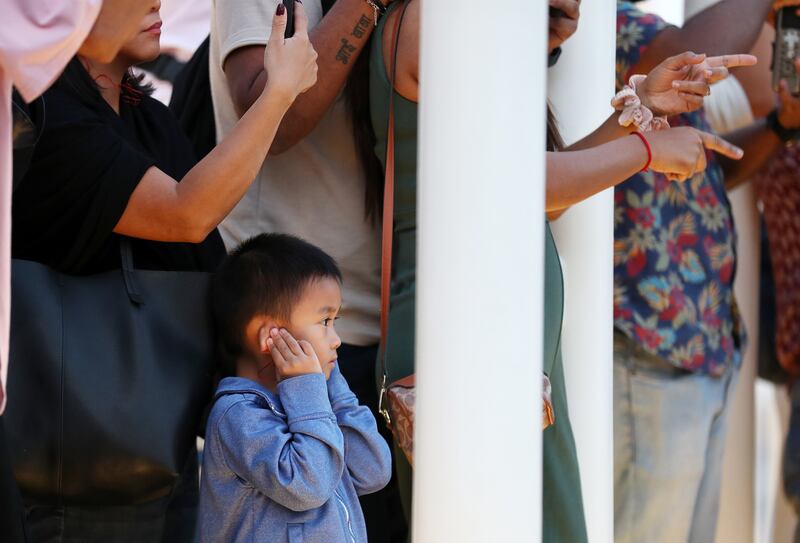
[392,0,420,102]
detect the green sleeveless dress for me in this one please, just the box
[370,5,587,541]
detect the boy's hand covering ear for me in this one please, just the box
[268,328,323,381]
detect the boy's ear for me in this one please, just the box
[245,315,280,354]
[258,326,269,353]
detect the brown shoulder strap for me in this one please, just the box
[378,0,411,424]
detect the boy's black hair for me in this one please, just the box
[210,233,342,377]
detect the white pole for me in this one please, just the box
[547,3,616,543]
[414,2,547,542]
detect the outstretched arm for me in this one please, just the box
[548,128,743,211]
[114,6,317,243]
[566,52,757,151]
[630,0,772,75]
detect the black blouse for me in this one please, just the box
[12,69,225,274]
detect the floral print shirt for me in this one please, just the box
[614,2,744,376]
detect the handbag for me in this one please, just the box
[5,240,215,505]
[376,2,554,468]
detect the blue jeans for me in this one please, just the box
[613,332,739,543]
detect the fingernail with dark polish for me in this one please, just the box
[276,3,285,15]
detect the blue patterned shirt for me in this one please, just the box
[614,2,744,376]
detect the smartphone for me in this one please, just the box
[283,0,295,39]
[773,7,800,95]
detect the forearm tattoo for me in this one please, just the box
[335,14,371,65]
[335,38,357,64]
[352,15,371,38]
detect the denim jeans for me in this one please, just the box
[613,332,739,543]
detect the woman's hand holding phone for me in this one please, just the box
[263,1,318,103]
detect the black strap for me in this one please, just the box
[767,108,800,144]
[119,240,144,305]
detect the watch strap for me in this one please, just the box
[768,108,800,144]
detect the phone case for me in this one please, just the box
[283,0,295,39]
[773,7,800,95]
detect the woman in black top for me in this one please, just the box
[15,1,316,274]
[13,60,227,274]
[11,1,317,541]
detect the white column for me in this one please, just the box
[413,2,547,542]
[547,4,616,543]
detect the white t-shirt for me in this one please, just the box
[210,0,381,346]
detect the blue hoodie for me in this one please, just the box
[198,365,392,543]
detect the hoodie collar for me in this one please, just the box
[215,376,286,417]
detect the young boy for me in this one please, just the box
[198,233,392,543]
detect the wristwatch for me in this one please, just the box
[767,108,800,145]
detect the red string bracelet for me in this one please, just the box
[631,131,652,173]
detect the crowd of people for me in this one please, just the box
[2,0,800,541]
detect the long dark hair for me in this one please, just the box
[344,35,383,224]
[547,104,564,152]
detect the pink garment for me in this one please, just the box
[0,0,101,413]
